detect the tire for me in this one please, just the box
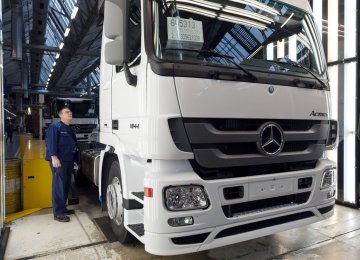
[106,158,133,243]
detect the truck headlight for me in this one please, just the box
[321,168,336,190]
[165,185,210,211]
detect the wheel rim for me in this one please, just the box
[106,176,123,226]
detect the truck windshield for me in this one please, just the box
[152,0,327,83]
[53,99,98,118]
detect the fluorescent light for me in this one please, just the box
[218,14,267,30]
[49,73,52,77]
[223,6,273,24]
[53,61,57,66]
[59,42,64,50]
[55,53,60,59]
[167,0,221,8]
[281,13,294,28]
[247,46,263,59]
[71,6,79,20]
[266,43,274,60]
[289,35,297,61]
[64,27,70,37]
[230,0,280,16]
[50,68,54,73]
[175,4,217,18]
[344,62,356,203]
[277,39,285,58]
[344,0,356,58]
[313,0,322,37]
[328,0,338,62]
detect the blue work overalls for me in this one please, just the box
[45,121,78,217]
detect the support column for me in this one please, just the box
[39,94,44,140]
[11,0,23,60]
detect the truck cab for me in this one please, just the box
[98,0,338,255]
[50,98,99,142]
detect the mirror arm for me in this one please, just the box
[124,62,137,87]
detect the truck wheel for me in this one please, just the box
[106,159,133,243]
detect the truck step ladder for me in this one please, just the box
[127,223,145,243]
[130,192,144,204]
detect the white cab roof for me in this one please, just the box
[278,0,312,13]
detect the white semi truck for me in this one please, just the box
[48,98,99,142]
[85,0,338,255]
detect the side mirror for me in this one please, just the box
[104,0,128,40]
[104,0,128,65]
[105,40,125,65]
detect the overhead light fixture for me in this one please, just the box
[281,13,294,28]
[64,27,70,37]
[53,61,57,66]
[218,14,267,30]
[49,74,52,78]
[50,68,54,73]
[230,0,280,16]
[55,53,60,59]
[223,6,273,24]
[71,6,79,20]
[175,4,217,18]
[59,42,64,50]
[167,0,221,10]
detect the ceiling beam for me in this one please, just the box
[49,0,99,88]
[3,43,99,57]
[71,58,100,87]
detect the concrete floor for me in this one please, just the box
[4,181,360,260]
[4,137,360,259]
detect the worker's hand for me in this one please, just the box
[51,156,61,168]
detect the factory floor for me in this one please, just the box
[3,182,360,260]
[4,136,360,259]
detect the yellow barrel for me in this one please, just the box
[5,159,21,214]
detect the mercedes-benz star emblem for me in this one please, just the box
[257,123,284,156]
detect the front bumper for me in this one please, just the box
[142,159,336,255]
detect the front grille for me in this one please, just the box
[71,124,97,134]
[207,118,321,132]
[215,211,315,239]
[222,192,311,218]
[190,160,317,180]
[169,118,329,179]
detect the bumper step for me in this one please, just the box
[130,192,144,204]
[128,223,144,237]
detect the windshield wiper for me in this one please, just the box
[162,48,257,81]
[265,58,329,90]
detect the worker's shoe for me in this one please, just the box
[64,209,75,215]
[54,215,70,222]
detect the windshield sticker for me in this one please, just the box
[166,17,204,50]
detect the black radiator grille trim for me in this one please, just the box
[184,118,327,132]
[171,232,210,245]
[318,205,334,214]
[215,211,315,239]
[222,192,311,218]
[190,159,317,180]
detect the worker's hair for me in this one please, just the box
[58,106,71,115]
